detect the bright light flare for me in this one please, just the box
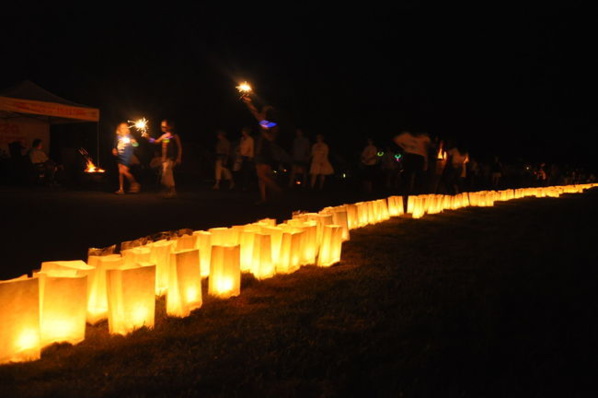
[129,118,149,136]
[236,81,252,96]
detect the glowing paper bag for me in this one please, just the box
[193,230,212,278]
[120,245,151,267]
[209,244,241,298]
[36,270,87,347]
[106,264,156,335]
[251,232,274,279]
[317,224,343,267]
[40,260,96,325]
[167,249,202,317]
[148,239,176,296]
[86,254,123,324]
[0,275,41,364]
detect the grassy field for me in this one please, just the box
[1,188,597,397]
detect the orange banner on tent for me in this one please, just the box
[0,97,99,122]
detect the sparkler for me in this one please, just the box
[128,117,149,137]
[237,81,269,123]
[236,81,253,98]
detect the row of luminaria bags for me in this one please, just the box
[1,183,596,364]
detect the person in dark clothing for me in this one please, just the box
[253,125,282,204]
[241,94,283,204]
[490,155,503,188]
[393,130,431,195]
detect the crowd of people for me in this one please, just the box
[2,112,596,203]
[201,127,597,203]
[153,125,595,204]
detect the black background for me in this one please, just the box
[2,3,596,171]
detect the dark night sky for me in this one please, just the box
[1,3,596,170]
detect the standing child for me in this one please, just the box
[112,122,140,194]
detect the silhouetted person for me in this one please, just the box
[393,130,431,195]
[380,144,401,192]
[359,137,378,195]
[254,124,283,204]
[287,128,310,188]
[443,142,468,194]
[490,155,503,189]
[427,136,446,193]
[241,94,283,204]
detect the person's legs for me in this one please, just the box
[400,154,416,195]
[318,175,326,190]
[412,155,426,194]
[300,165,308,186]
[264,166,282,197]
[122,164,140,193]
[239,158,250,191]
[44,160,57,184]
[213,159,222,189]
[223,166,234,189]
[256,163,281,203]
[363,178,372,194]
[255,163,268,203]
[116,164,125,194]
[288,164,297,187]
[162,160,176,196]
[362,166,373,193]
[245,159,255,191]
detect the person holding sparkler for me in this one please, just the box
[238,86,283,204]
[253,121,283,204]
[112,122,141,194]
[143,119,182,198]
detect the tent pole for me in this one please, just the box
[96,122,100,167]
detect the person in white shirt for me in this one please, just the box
[28,138,58,185]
